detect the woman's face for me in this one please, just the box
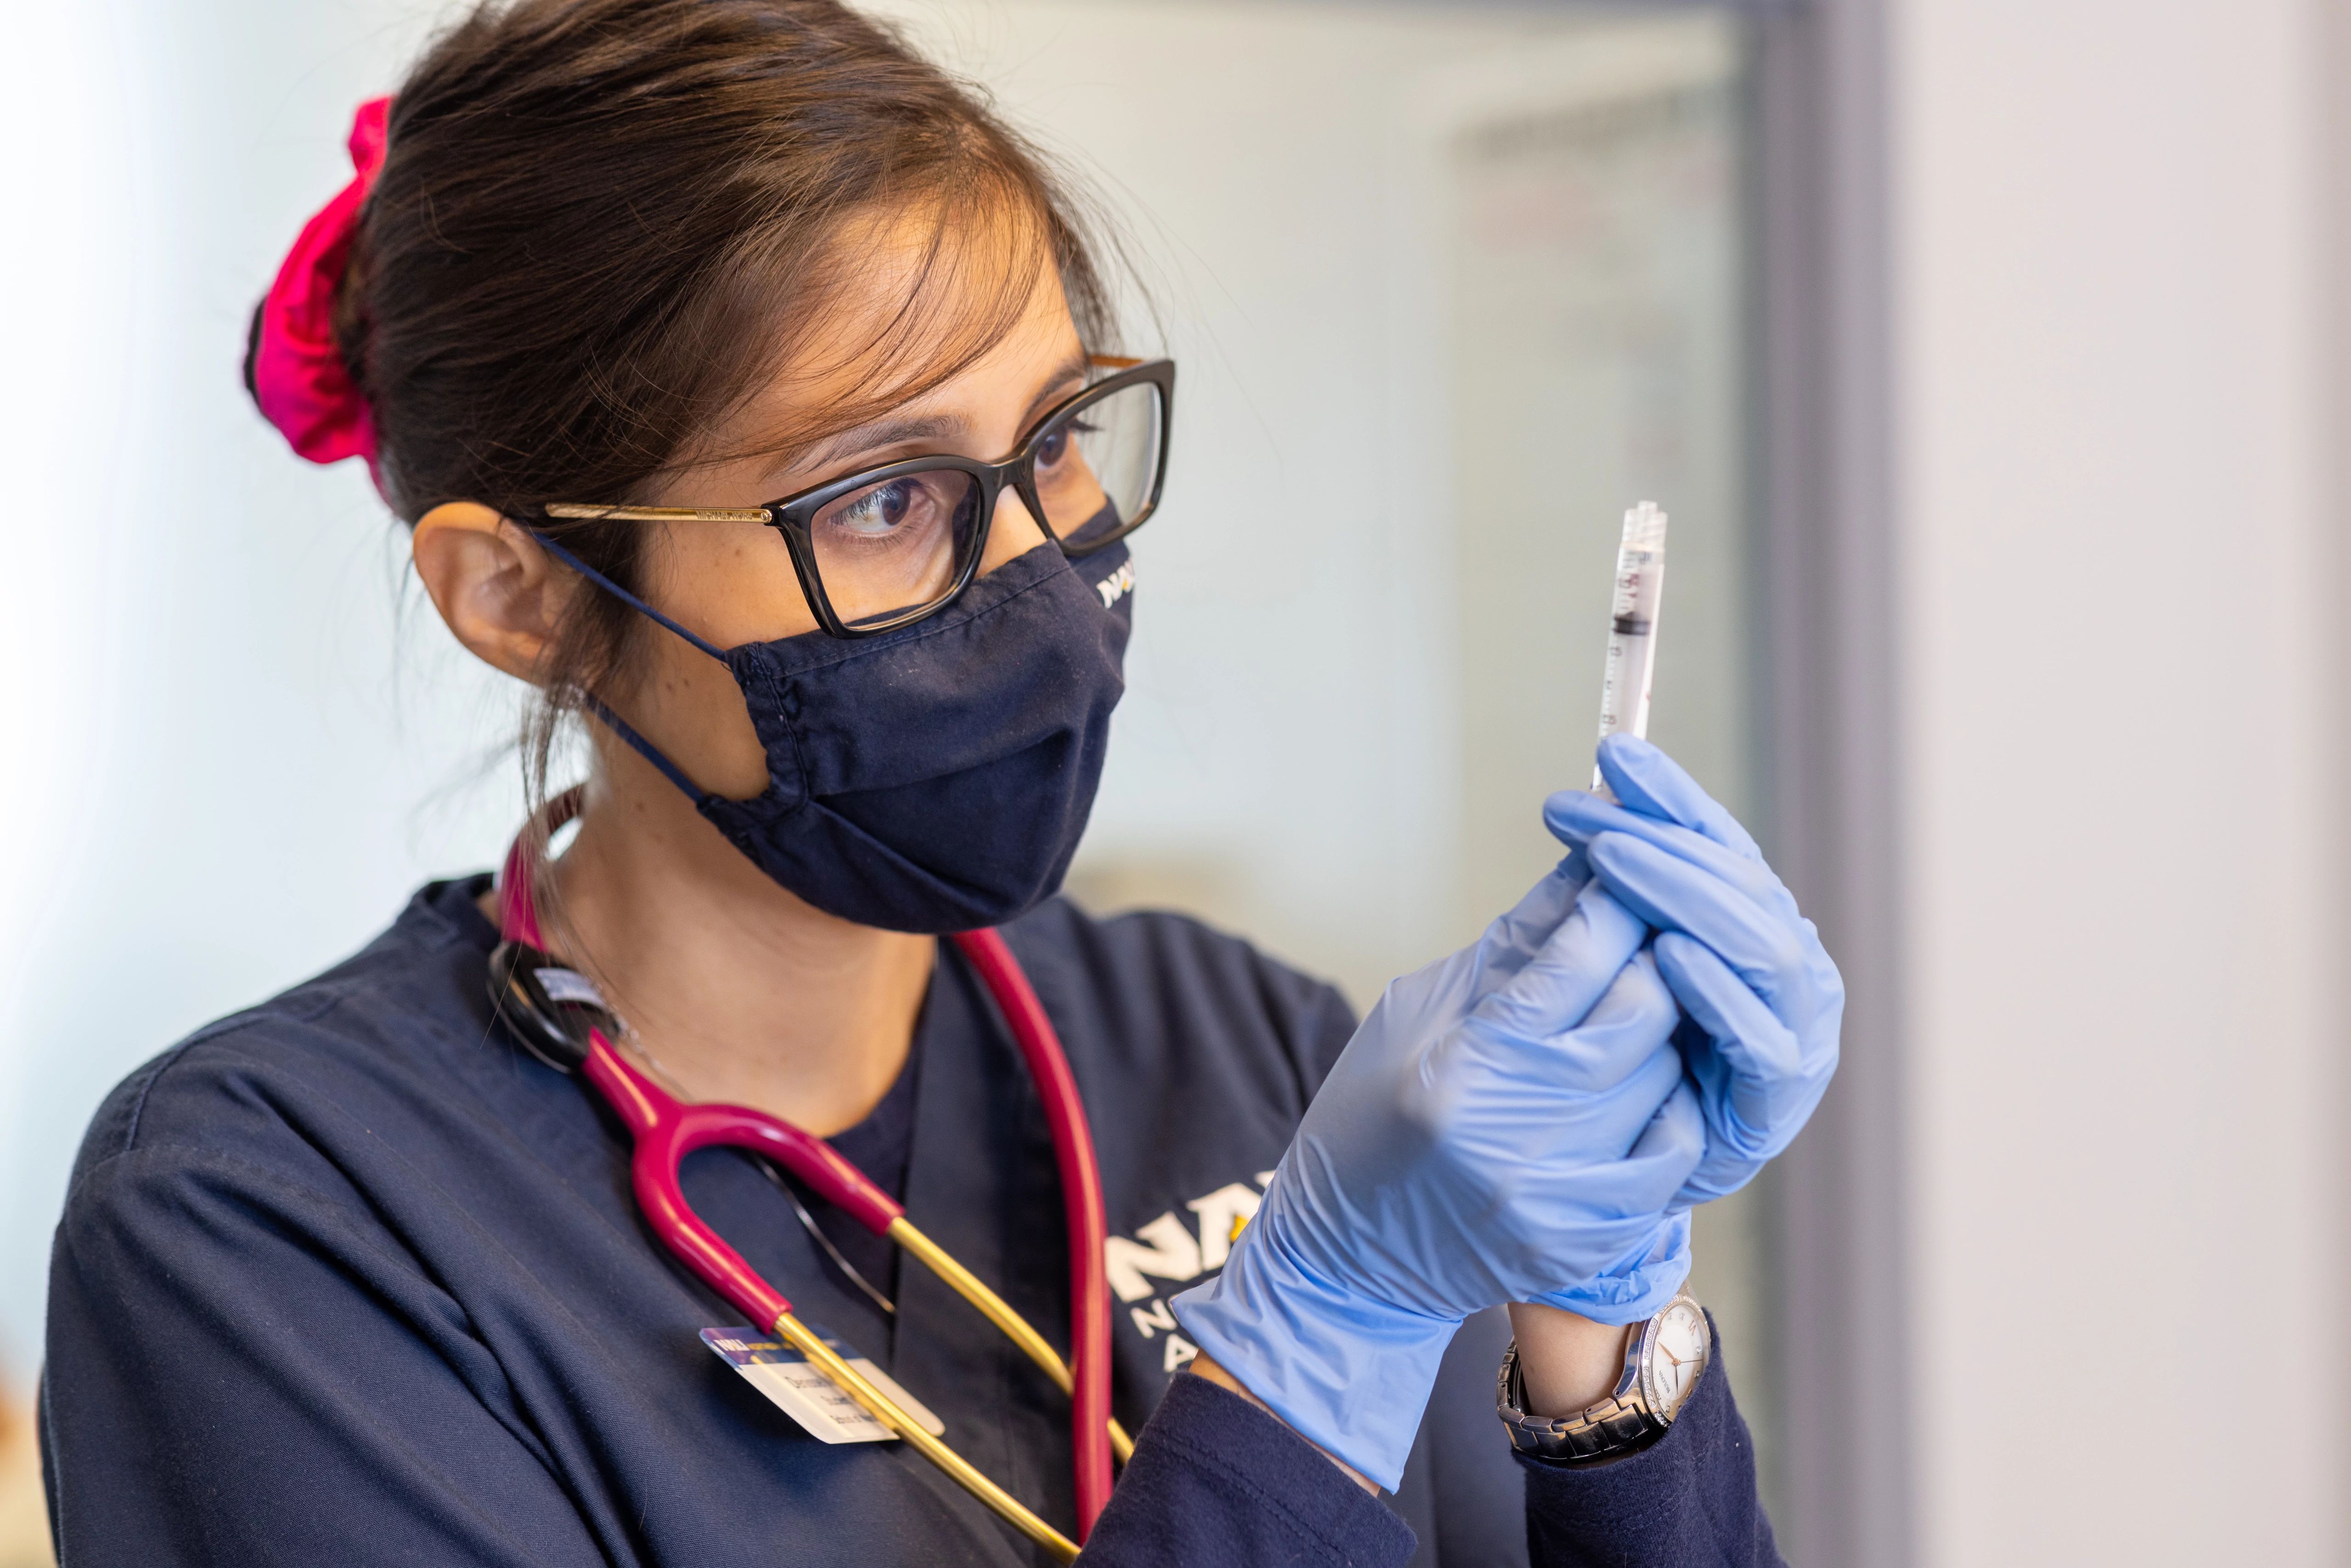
[604,230,1092,800]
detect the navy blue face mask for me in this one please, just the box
[536,533,1132,934]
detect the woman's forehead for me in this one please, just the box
[731,232,1081,459]
[671,236,1081,503]
[814,203,1073,375]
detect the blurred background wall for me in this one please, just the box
[1,1,2346,1565]
[1895,0,2345,1562]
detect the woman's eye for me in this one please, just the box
[1035,418,1097,472]
[834,479,918,535]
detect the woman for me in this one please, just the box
[40,2,1841,1564]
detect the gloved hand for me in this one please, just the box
[1545,734,1843,1207]
[1170,869,1703,1490]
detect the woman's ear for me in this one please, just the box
[412,502,568,683]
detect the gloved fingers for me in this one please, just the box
[1539,954,1684,1096]
[1615,1078,1706,1207]
[1544,790,1794,921]
[1652,933,1805,1142]
[1500,850,1591,926]
[1631,1074,1704,1160]
[1464,881,1650,1045]
[1585,832,1807,1010]
[1475,851,1592,992]
[1594,733,1762,859]
[1412,1032,1684,1234]
[1504,1073,1699,1293]
[1451,1034,1687,1184]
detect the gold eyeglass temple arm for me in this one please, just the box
[769,1311,1082,1562]
[889,1217,1136,1462]
[540,502,771,523]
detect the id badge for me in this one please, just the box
[701,1327,945,1444]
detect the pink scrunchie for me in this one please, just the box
[249,97,391,482]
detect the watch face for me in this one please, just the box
[1639,1298,1710,1422]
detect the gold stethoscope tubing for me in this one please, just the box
[765,1218,1136,1561]
[771,1310,1086,1561]
[888,1216,1136,1463]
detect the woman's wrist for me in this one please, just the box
[1186,1353,1380,1494]
[1191,1306,1629,1481]
[1505,1302,1634,1417]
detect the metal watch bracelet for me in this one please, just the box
[1495,1289,1708,1465]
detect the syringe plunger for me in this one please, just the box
[1592,502,1668,799]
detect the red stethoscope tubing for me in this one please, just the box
[954,927,1118,1524]
[497,809,1118,1540]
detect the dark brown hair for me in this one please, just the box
[334,0,1121,804]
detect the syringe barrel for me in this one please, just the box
[1592,502,1668,798]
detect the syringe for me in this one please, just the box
[1591,501,1668,801]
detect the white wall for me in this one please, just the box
[1893,0,2342,1561]
[0,0,521,1381]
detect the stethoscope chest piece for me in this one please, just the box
[486,940,610,1073]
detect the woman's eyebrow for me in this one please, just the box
[800,411,970,472]
[784,349,1092,482]
[1020,351,1092,424]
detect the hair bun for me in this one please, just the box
[245,97,391,485]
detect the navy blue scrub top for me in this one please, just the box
[41,877,1780,1567]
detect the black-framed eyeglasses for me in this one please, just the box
[532,357,1174,640]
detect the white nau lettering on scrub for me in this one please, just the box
[1127,1296,1199,1370]
[1103,1172,1280,1304]
[1104,1212,1203,1302]
[1096,561,1135,610]
[1185,1184,1262,1271]
[1106,1175,1275,1371]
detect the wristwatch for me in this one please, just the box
[1495,1290,1710,1463]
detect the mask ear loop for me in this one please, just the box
[526,534,720,804]
[531,532,729,660]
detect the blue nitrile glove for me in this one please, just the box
[1170,870,1704,1491]
[1545,734,1844,1208]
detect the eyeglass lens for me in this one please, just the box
[807,378,1164,627]
[810,469,985,627]
[1032,380,1163,550]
